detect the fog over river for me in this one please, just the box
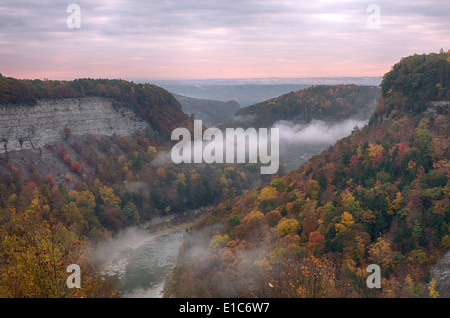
[98,227,186,298]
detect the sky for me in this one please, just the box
[0,0,449,81]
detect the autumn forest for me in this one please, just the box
[0,51,449,299]
[166,51,450,298]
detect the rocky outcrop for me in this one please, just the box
[0,97,148,153]
[431,250,450,298]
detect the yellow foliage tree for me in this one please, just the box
[146,145,157,158]
[341,191,355,208]
[259,186,278,201]
[209,234,231,249]
[68,190,96,209]
[356,145,363,158]
[335,212,355,233]
[392,192,403,212]
[276,218,300,237]
[428,278,439,298]
[99,186,121,207]
[368,142,384,165]
[368,237,394,267]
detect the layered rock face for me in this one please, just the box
[0,97,148,153]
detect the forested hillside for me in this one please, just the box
[173,93,241,127]
[225,84,380,129]
[166,51,450,298]
[373,53,450,120]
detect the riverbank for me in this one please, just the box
[141,205,216,235]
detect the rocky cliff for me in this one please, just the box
[0,97,148,153]
[431,251,450,297]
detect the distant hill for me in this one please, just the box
[148,77,382,107]
[166,51,450,298]
[151,76,383,86]
[155,84,312,107]
[173,93,240,127]
[226,84,381,129]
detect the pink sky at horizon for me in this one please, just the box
[2,57,391,82]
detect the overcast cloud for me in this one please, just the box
[0,0,449,80]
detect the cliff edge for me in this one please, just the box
[0,97,148,153]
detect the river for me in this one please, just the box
[100,227,186,298]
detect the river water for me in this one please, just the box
[100,227,186,298]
